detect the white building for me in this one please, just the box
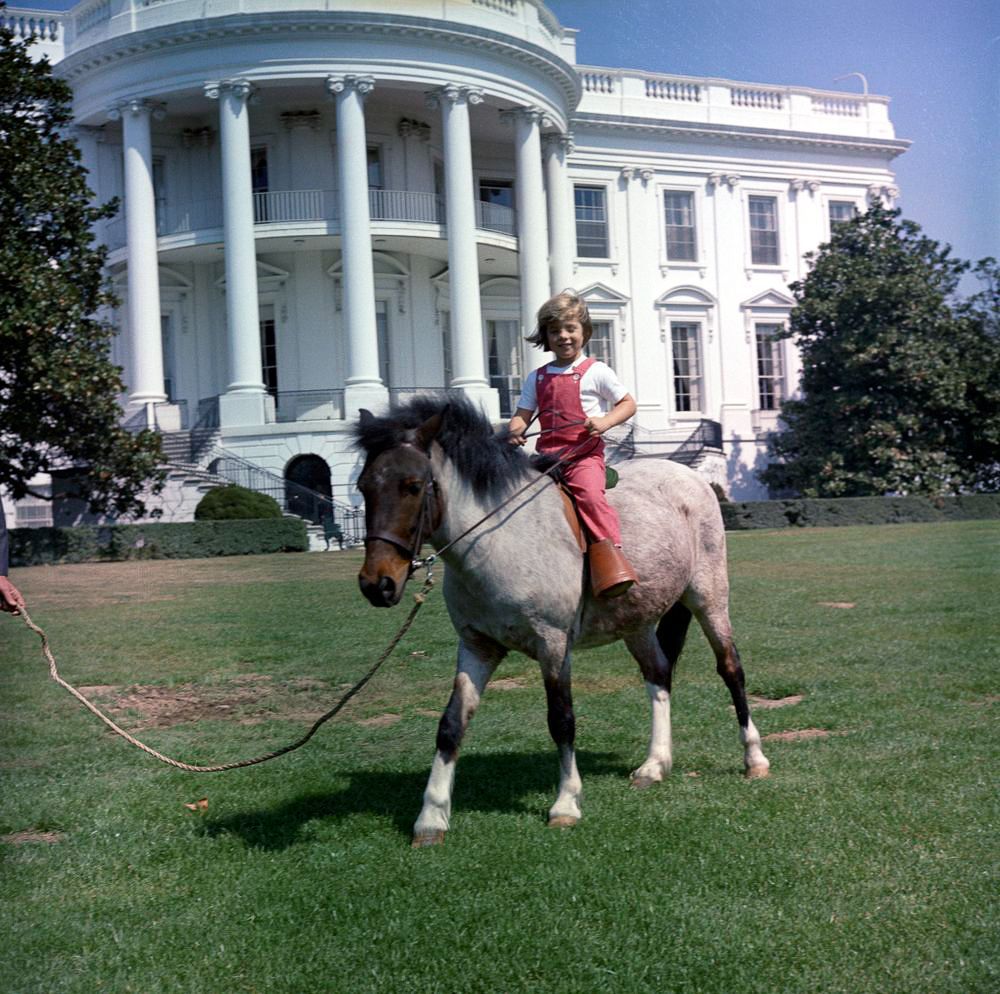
[5,0,908,532]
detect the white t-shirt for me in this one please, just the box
[516,356,629,418]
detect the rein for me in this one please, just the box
[14,571,435,773]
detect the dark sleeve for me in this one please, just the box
[0,502,8,577]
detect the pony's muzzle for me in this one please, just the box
[359,572,402,608]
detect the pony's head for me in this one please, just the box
[353,395,534,607]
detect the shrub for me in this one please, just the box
[9,518,308,565]
[195,485,282,521]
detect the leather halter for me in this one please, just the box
[362,443,442,570]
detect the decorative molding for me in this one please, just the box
[542,131,574,155]
[204,78,255,103]
[790,178,820,193]
[107,97,166,122]
[280,110,322,131]
[397,117,432,141]
[708,172,740,189]
[181,126,214,147]
[425,84,484,110]
[325,74,375,98]
[499,105,550,130]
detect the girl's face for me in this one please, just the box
[546,316,586,365]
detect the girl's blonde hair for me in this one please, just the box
[526,290,593,349]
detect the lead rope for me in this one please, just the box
[14,569,435,773]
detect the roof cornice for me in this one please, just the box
[570,111,911,158]
[56,10,581,109]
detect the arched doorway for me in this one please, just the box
[285,454,332,524]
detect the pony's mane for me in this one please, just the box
[354,393,537,500]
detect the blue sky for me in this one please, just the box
[19,0,1000,272]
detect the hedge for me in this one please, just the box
[10,518,308,566]
[720,493,1000,530]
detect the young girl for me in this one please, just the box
[508,291,639,597]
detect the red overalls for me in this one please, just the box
[535,356,622,546]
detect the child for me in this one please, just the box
[508,291,639,597]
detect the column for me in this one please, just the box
[505,107,549,375]
[543,131,575,294]
[109,99,166,420]
[326,74,388,416]
[205,79,267,427]
[426,84,497,419]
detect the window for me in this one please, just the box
[259,306,277,397]
[828,200,856,229]
[586,320,614,367]
[748,195,779,265]
[367,146,383,190]
[755,323,785,410]
[251,145,269,222]
[574,185,608,258]
[663,191,696,261]
[376,300,390,385]
[670,322,702,413]
[487,319,522,418]
[160,314,174,402]
[479,179,513,209]
[152,156,167,226]
[441,310,452,386]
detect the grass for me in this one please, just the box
[1,521,997,994]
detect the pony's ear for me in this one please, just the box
[358,408,375,428]
[414,405,449,452]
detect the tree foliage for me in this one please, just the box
[759,204,1000,497]
[0,17,163,517]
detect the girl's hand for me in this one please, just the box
[585,416,610,436]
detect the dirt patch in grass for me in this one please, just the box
[491,677,527,691]
[818,601,856,609]
[75,673,335,729]
[357,713,403,728]
[2,831,65,845]
[763,728,847,742]
[749,694,805,709]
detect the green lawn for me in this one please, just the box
[1,521,997,994]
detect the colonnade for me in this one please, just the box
[112,76,575,428]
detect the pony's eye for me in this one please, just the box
[403,479,422,497]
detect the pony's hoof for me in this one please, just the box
[411,830,446,848]
[547,815,578,829]
[745,764,771,780]
[630,774,660,791]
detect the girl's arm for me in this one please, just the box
[585,393,637,436]
[507,407,535,446]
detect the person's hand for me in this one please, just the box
[0,576,25,615]
[585,415,611,437]
[507,428,527,446]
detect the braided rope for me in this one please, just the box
[15,572,435,773]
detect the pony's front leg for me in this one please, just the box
[545,658,582,828]
[412,636,504,847]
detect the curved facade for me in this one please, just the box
[5,0,908,527]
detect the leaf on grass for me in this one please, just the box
[184,797,208,812]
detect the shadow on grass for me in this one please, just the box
[201,749,622,849]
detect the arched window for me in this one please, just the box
[285,454,332,524]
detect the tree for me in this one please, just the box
[0,15,163,518]
[759,204,1000,497]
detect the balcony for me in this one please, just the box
[104,189,516,251]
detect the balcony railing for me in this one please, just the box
[105,189,516,250]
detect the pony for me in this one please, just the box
[354,396,769,846]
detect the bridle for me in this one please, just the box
[362,443,443,576]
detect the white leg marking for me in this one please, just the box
[632,681,673,784]
[548,744,583,825]
[413,750,455,837]
[742,718,770,777]
[413,645,494,839]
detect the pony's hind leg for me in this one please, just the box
[412,634,505,846]
[685,595,770,778]
[624,602,691,789]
